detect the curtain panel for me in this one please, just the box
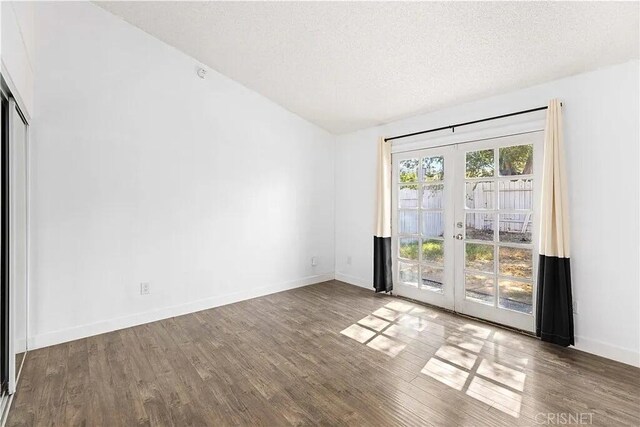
[374,137,393,293]
[536,99,574,346]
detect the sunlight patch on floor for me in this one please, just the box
[340,304,527,417]
[395,314,430,332]
[372,307,402,322]
[467,376,522,418]
[435,345,478,370]
[357,315,390,332]
[367,335,407,358]
[477,359,526,392]
[340,303,414,358]
[420,323,528,418]
[446,334,485,353]
[385,300,414,313]
[340,324,376,343]
[421,358,469,391]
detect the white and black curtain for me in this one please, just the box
[374,137,393,293]
[536,99,574,346]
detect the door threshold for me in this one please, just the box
[393,293,536,338]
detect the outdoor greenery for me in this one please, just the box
[402,145,532,184]
[422,156,444,181]
[399,239,419,260]
[399,239,443,263]
[423,240,444,262]
[465,243,493,272]
[466,243,493,262]
[465,149,494,178]
[464,144,533,178]
[499,247,532,278]
[399,159,419,185]
[399,156,444,189]
[499,145,533,175]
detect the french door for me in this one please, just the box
[392,132,543,332]
[392,146,456,310]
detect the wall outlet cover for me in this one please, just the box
[140,282,151,295]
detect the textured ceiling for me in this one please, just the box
[96,1,639,134]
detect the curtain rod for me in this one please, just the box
[384,105,554,142]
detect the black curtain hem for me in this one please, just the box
[536,254,574,347]
[537,331,574,347]
[373,236,392,293]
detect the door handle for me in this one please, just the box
[454,234,463,240]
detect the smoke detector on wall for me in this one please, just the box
[196,67,207,79]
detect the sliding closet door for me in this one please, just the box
[0,89,30,418]
[9,101,28,392]
[0,93,9,404]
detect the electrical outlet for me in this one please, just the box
[140,282,150,295]
[347,256,352,265]
[573,300,579,315]
[311,256,318,267]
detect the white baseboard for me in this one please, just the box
[28,272,335,350]
[336,272,640,368]
[26,271,639,369]
[574,335,640,368]
[334,272,371,289]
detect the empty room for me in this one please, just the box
[0,1,639,426]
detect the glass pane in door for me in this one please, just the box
[465,181,494,209]
[499,145,533,176]
[399,262,419,286]
[466,149,494,178]
[498,280,533,314]
[461,142,537,319]
[465,243,494,273]
[498,247,533,279]
[422,184,443,209]
[465,273,494,305]
[421,265,444,292]
[422,156,444,181]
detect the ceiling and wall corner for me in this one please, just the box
[95,1,640,134]
[1,1,36,120]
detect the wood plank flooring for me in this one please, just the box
[7,280,640,426]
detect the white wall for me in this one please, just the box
[26,2,640,367]
[335,60,640,367]
[29,2,335,349]
[1,1,35,119]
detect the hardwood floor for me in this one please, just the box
[7,280,640,426]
